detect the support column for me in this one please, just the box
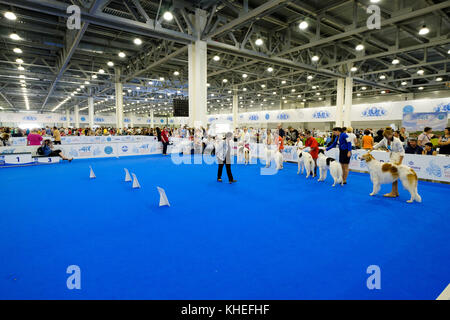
[115,67,124,130]
[127,113,134,128]
[188,9,208,129]
[232,85,238,129]
[343,77,353,127]
[66,109,70,128]
[74,105,79,128]
[150,109,154,128]
[88,96,94,128]
[335,78,345,127]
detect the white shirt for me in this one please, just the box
[373,137,405,162]
[347,132,357,146]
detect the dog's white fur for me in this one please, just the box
[361,152,422,203]
[297,150,315,178]
[317,151,343,186]
[266,147,283,169]
[237,145,250,164]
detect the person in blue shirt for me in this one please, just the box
[326,127,352,184]
[40,139,73,161]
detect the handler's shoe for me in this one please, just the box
[217,178,222,182]
[229,180,237,184]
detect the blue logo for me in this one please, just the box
[94,117,104,122]
[433,103,450,113]
[361,107,387,117]
[277,113,289,120]
[312,110,330,119]
[265,114,270,120]
[106,137,112,142]
[249,114,259,121]
[61,117,67,121]
[426,161,442,177]
[22,116,37,121]
[124,118,130,123]
[160,119,164,123]
[80,117,86,121]
[79,146,91,152]
[104,146,113,154]
[227,116,233,122]
[403,105,414,114]
[121,146,128,152]
[408,161,414,166]
[169,119,174,123]
[438,114,445,120]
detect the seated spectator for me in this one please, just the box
[438,127,449,155]
[27,129,43,146]
[1,132,11,146]
[362,130,374,150]
[40,139,73,161]
[405,138,423,154]
[422,142,437,156]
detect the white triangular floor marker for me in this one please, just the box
[124,168,132,182]
[89,166,96,179]
[157,187,170,207]
[131,173,141,189]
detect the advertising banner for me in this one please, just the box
[402,112,448,131]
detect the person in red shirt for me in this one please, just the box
[161,127,169,155]
[304,130,319,176]
[27,129,43,146]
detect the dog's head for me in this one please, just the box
[361,152,375,162]
[318,149,325,155]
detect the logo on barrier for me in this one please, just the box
[433,103,450,113]
[22,116,37,121]
[121,146,128,152]
[403,105,414,114]
[312,110,330,119]
[277,113,289,120]
[426,161,442,177]
[104,146,113,154]
[248,114,259,121]
[361,106,387,117]
[408,161,421,172]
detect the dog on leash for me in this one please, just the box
[361,152,422,203]
[266,147,283,170]
[237,145,250,165]
[297,150,315,178]
[317,150,343,186]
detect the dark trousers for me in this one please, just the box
[162,141,169,155]
[218,163,233,181]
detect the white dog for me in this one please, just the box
[266,147,283,170]
[361,153,422,203]
[237,145,250,164]
[297,150,315,178]
[317,150,343,186]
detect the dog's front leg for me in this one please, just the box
[370,180,381,196]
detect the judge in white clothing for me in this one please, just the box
[372,127,405,198]
[216,132,237,184]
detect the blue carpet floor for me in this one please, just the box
[0,154,449,300]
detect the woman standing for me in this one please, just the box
[438,127,450,155]
[362,129,374,150]
[372,127,405,198]
[326,127,352,184]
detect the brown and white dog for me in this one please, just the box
[361,152,422,203]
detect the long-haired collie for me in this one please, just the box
[297,150,315,178]
[361,152,422,203]
[317,150,343,186]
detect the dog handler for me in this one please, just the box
[326,127,352,184]
[372,127,405,198]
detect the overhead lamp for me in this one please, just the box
[418,25,429,35]
[92,74,97,79]
[381,90,386,94]
[261,84,265,88]
[401,81,407,86]
[17,66,24,71]
[118,52,126,58]
[98,69,105,74]
[392,58,400,65]
[355,44,364,51]
[163,11,173,22]
[213,55,220,61]
[255,38,263,46]
[417,69,424,75]
[379,75,386,80]
[281,80,286,84]
[13,48,22,54]
[242,73,248,78]
[107,61,114,67]
[307,75,313,80]
[10,33,21,41]
[133,38,142,45]
[273,91,277,95]
[350,67,358,72]
[85,81,90,84]
[243,88,247,91]
[4,11,17,20]
[173,71,179,76]
[222,79,228,83]
[299,21,308,30]
[15,58,23,64]
[357,93,361,96]
[148,81,153,85]
[418,86,424,90]
[267,67,273,72]
[291,88,296,92]
[311,55,319,62]
[159,77,165,81]
[436,77,443,82]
